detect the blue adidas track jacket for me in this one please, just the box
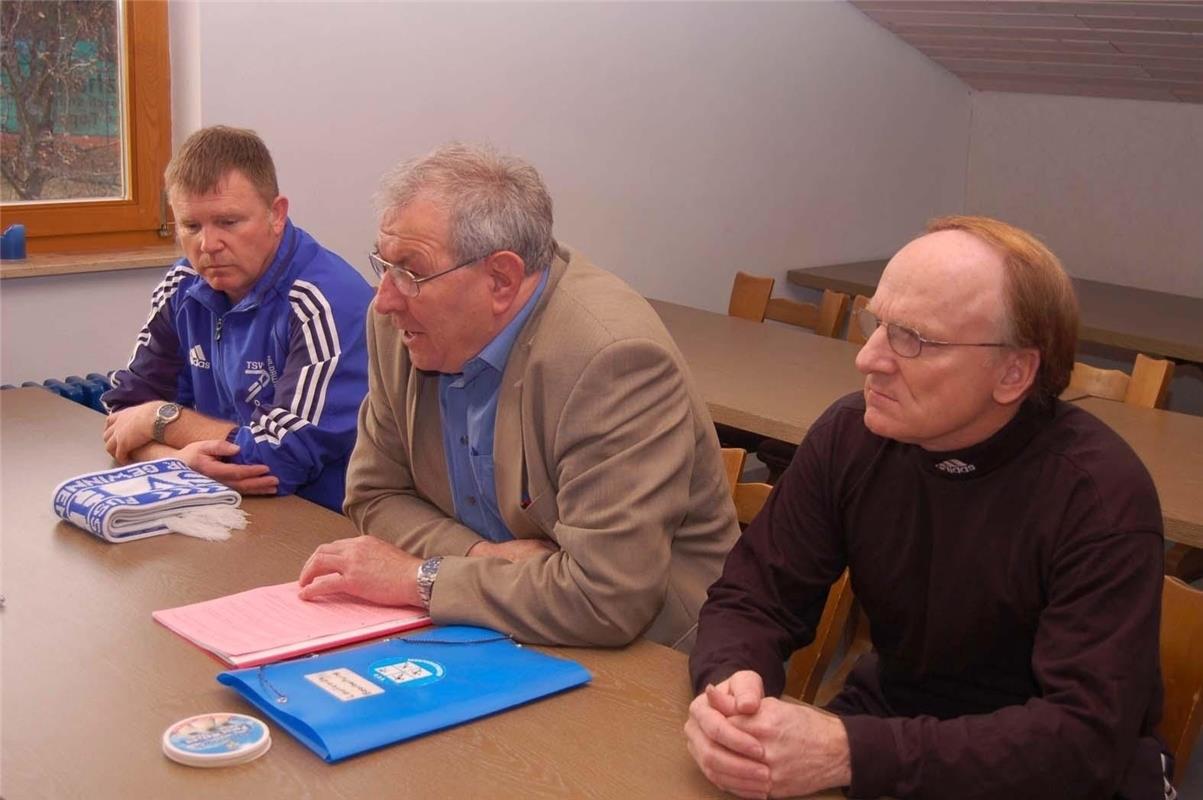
[103,220,373,512]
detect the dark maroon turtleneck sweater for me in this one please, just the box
[691,393,1166,800]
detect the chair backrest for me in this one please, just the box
[783,569,857,703]
[732,482,772,527]
[729,271,851,338]
[719,448,772,527]
[719,445,863,704]
[728,272,775,322]
[1160,575,1203,775]
[1068,353,1175,408]
[765,290,850,338]
[720,447,746,491]
[846,294,871,345]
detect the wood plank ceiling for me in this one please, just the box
[849,1,1203,103]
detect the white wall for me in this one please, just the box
[966,92,1203,299]
[1,268,164,384]
[1,0,969,385]
[192,0,969,307]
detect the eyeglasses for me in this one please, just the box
[368,248,489,298]
[854,308,1010,359]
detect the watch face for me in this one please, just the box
[159,402,181,421]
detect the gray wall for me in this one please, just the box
[1,0,969,385]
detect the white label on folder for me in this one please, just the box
[372,658,445,687]
[304,668,384,702]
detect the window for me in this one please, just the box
[1,0,171,253]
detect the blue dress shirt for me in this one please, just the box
[438,269,548,542]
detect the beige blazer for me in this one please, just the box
[344,245,739,649]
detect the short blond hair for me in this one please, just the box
[926,215,1079,404]
[165,125,279,206]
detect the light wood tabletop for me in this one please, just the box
[1072,397,1203,550]
[786,260,1203,364]
[651,300,1203,550]
[0,388,844,800]
[649,299,864,445]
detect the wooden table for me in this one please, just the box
[651,300,1203,550]
[649,299,864,444]
[787,260,1203,363]
[0,388,843,800]
[1073,397,1203,550]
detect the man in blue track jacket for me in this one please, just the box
[102,126,372,512]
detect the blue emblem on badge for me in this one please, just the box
[370,658,446,688]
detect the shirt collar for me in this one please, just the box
[464,267,549,378]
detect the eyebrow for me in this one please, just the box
[376,246,421,274]
[868,306,927,337]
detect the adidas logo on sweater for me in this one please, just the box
[934,458,975,474]
[189,345,211,369]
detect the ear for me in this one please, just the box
[269,195,289,235]
[484,250,528,314]
[994,347,1040,405]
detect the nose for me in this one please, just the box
[854,323,896,377]
[199,226,223,254]
[373,274,407,316]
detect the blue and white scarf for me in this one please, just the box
[52,459,247,542]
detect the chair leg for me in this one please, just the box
[1166,544,1203,584]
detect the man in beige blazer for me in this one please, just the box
[297,143,739,650]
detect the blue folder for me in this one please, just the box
[218,626,592,762]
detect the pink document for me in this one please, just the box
[153,581,431,667]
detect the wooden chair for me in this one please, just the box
[764,290,850,338]
[846,294,871,345]
[1068,355,1202,581]
[725,273,852,483]
[755,283,853,482]
[728,271,775,322]
[720,449,860,704]
[719,448,772,527]
[728,271,852,337]
[1068,353,1174,408]
[1160,576,1203,785]
[783,570,861,703]
[812,606,873,707]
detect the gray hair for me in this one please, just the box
[375,142,555,275]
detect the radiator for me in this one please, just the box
[0,373,113,413]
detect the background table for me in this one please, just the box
[787,260,1203,363]
[1073,397,1203,550]
[649,299,864,444]
[1,388,845,800]
[651,300,1203,550]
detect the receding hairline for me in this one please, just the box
[876,229,1011,337]
[167,168,279,208]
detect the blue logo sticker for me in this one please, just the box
[370,657,446,688]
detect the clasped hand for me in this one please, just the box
[684,670,851,799]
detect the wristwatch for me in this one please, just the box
[415,556,444,609]
[152,402,181,444]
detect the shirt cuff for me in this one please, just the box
[841,713,901,799]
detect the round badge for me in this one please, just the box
[162,712,271,768]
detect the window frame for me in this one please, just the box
[1,0,172,253]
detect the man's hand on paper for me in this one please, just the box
[298,535,423,607]
[103,401,159,462]
[178,440,279,494]
[467,538,558,562]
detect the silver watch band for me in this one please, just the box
[416,556,443,609]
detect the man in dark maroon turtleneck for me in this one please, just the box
[686,217,1168,800]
